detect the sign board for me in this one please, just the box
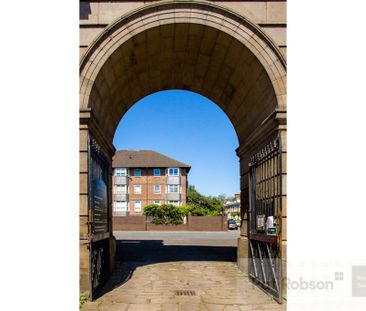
[267,227,277,236]
[256,214,266,232]
[92,179,108,234]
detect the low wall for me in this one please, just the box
[189,215,226,231]
[113,215,146,231]
[113,215,227,231]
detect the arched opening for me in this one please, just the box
[112,89,240,196]
[79,0,286,303]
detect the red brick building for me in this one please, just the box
[112,150,191,216]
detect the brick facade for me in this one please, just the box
[112,150,190,216]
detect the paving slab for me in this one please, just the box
[126,304,162,311]
[81,261,285,311]
[203,304,226,311]
[102,302,129,311]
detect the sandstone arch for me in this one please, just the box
[79,0,286,300]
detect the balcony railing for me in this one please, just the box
[114,175,128,185]
[166,176,180,184]
[166,192,180,201]
[114,193,128,201]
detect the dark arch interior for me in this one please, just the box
[89,23,277,144]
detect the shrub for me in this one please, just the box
[144,204,185,224]
[144,200,224,225]
[230,211,240,218]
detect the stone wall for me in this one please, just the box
[80,1,287,61]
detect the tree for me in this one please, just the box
[216,193,227,205]
[187,185,224,216]
[143,186,225,223]
[230,211,240,218]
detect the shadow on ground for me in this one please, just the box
[95,239,237,299]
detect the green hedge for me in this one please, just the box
[144,204,185,224]
[144,202,223,225]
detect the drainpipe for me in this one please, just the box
[146,167,148,209]
[186,169,188,205]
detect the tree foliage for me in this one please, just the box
[230,211,240,218]
[187,185,224,216]
[143,186,225,224]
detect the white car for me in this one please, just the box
[227,219,238,230]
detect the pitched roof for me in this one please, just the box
[112,150,191,171]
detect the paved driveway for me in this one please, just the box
[81,231,285,311]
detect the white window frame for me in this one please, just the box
[134,200,142,212]
[154,200,161,205]
[167,184,179,193]
[167,168,180,176]
[134,184,141,194]
[134,168,142,176]
[168,200,180,206]
[115,201,127,211]
[116,184,127,193]
[153,184,161,194]
[115,168,127,176]
[153,168,161,176]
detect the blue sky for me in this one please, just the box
[113,90,240,197]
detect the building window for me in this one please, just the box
[168,184,179,193]
[134,185,141,194]
[116,185,127,193]
[134,201,142,212]
[168,200,180,206]
[154,200,161,205]
[154,184,161,193]
[115,168,127,176]
[134,168,142,176]
[115,201,127,211]
[168,168,179,176]
[153,168,161,176]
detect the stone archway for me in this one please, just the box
[79,0,286,300]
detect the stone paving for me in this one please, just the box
[81,261,285,311]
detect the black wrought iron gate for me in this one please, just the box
[248,134,283,303]
[88,133,111,300]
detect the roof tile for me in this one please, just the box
[112,150,191,171]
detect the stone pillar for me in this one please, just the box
[279,124,287,300]
[80,117,90,295]
[237,172,249,274]
[79,109,116,297]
